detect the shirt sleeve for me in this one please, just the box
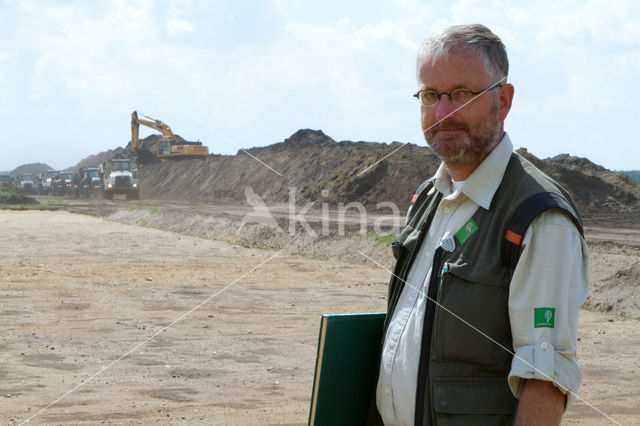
[507,210,589,406]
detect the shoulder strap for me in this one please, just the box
[411,179,434,204]
[406,178,435,224]
[503,192,583,269]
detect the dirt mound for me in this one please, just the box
[11,163,53,176]
[69,129,639,220]
[73,147,129,171]
[517,149,640,214]
[72,133,198,171]
[136,129,638,217]
[137,130,440,210]
[587,256,640,318]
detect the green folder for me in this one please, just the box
[308,312,386,426]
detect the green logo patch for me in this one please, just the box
[534,308,555,328]
[454,218,479,246]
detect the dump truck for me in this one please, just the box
[100,158,139,200]
[16,174,37,195]
[53,172,76,196]
[77,167,102,197]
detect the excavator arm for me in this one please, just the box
[131,111,179,149]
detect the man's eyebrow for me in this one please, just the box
[419,83,472,91]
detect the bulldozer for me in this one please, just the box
[131,111,209,159]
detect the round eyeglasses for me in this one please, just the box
[413,83,504,107]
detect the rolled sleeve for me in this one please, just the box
[507,210,589,405]
[509,341,582,403]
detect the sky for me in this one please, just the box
[1,0,639,172]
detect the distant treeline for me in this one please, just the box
[616,170,640,183]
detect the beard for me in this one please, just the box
[423,102,501,167]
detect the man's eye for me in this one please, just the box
[422,90,438,100]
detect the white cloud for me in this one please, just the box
[2,0,639,170]
[166,0,194,38]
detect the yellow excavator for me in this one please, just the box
[131,111,209,158]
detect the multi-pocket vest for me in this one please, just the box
[382,152,583,426]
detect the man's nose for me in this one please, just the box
[435,95,456,122]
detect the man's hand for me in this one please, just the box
[514,379,566,426]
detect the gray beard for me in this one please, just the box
[425,102,501,167]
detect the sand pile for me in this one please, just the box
[70,129,640,220]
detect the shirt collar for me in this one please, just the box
[432,132,513,210]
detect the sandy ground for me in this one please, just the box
[1,209,639,425]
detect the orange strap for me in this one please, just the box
[505,229,522,245]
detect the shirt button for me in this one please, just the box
[385,389,390,395]
[540,342,548,350]
[425,250,431,258]
[443,207,450,213]
[409,296,413,302]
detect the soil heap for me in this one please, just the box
[10,163,53,176]
[72,129,640,219]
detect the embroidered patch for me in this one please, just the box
[534,307,555,328]
[454,218,479,246]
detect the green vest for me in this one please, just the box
[383,153,582,426]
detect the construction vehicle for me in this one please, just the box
[16,174,37,195]
[42,170,60,195]
[131,111,209,158]
[77,167,102,197]
[0,174,15,192]
[53,172,76,196]
[100,158,139,200]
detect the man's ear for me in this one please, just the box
[498,83,514,121]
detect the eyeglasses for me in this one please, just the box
[413,83,504,108]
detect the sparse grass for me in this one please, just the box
[0,190,59,210]
[374,232,398,246]
[41,199,70,206]
[1,204,60,211]
[124,206,136,212]
[254,244,268,250]
[314,180,327,192]
[149,208,166,215]
[0,190,35,204]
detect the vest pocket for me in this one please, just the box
[432,268,512,367]
[433,377,517,425]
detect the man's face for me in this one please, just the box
[418,47,510,167]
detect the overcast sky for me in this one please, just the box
[2,0,639,172]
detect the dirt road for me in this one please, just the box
[1,210,638,425]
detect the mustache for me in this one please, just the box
[431,121,469,132]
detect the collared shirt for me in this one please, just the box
[376,133,589,426]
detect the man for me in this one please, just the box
[373,24,589,425]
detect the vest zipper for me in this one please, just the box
[414,245,446,426]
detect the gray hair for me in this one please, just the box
[416,24,509,82]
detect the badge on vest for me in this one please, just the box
[534,307,555,328]
[454,218,479,246]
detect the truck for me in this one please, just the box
[42,170,60,195]
[131,111,209,159]
[77,167,102,197]
[100,158,140,200]
[53,172,76,196]
[16,174,37,194]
